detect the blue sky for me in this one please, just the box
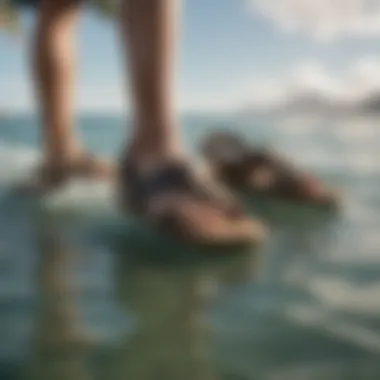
[2,0,380,113]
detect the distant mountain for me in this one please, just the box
[358,93,380,113]
[241,87,380,117]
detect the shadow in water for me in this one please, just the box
[1,193,380,380]
[91,216,263,380]
[22,217,94,380]
[11,207,262,380]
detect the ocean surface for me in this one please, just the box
[0,114,380,380]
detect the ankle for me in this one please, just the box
[126,140,182,170]
[124,148,183,173]
[43,144,83,166]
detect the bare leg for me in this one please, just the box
[118,0,264,248]
[34,0,81,163]
[29,0,113,191]
[120,0,181,167]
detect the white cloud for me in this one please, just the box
[8,57,380,115]
[247,0,380,41]
[239,56,380,114]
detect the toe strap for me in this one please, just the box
[120,160,242,217]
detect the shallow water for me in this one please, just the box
[0,114,380,379]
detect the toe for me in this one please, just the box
[175,201,267,248]
[73,155,115,179]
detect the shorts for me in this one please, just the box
[10,0,39,6]
[11,0,102,6]
[8,0,114,13]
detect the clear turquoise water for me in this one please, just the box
[0,114,380,379]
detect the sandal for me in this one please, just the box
[118,158,266,249]
[201,132,340,208]
[15,154,113,195]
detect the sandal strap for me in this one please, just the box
[204,132,326,202]
[120,160,240,216]
[245,152,319,198]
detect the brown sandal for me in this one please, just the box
[202,132,340,208]
[118,158,266,249]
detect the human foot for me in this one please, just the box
[118,157,266,249]
[17,153,115,195]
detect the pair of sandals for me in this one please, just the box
[119,132,340,250]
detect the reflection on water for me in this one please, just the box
[1,202,374,380]
[25,219,93,380]
[23,213,261,380]
[1,115,380,379]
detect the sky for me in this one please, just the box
[3,0,380,113]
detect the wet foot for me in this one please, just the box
[16,153,115,195]
[119,158,267,249]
